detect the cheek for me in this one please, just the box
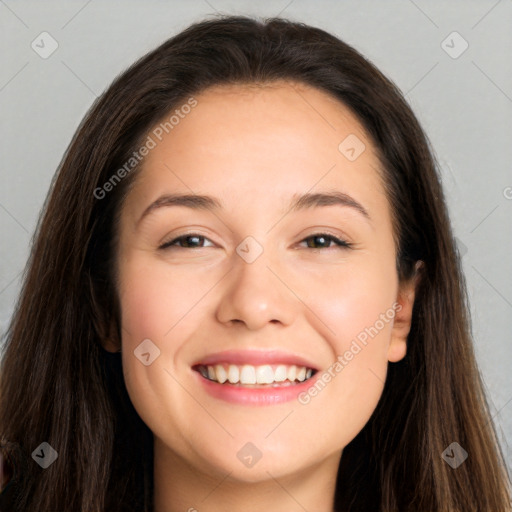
[118,255,210,344]
[306,256,398,351]
[295,316,393,450]
[117,256,206,407]
[117,256,213,446]
[298,256,398,421]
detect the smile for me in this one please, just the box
[194,363,316,386]
[191,350,320,405]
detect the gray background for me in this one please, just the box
[1,0,511,473]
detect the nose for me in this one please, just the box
[215,247,296,331]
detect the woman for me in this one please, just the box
[1,15,510,511]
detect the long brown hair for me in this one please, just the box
[1,15,510,511]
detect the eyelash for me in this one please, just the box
[159,232,352,251]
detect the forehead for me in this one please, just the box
[126,80,388,222]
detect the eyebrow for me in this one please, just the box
[137,190,371,226]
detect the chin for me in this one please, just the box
[194,441,313,484]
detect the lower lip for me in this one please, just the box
[194,371,319,405]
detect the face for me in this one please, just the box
[114,81,415,483]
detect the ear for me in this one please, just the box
[102,338,121,353]
[100,316,122,353]
[388,262,423,363]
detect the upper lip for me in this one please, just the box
[192,349,319,370]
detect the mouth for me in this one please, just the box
[193,363,318,387]
[191,349,320,405]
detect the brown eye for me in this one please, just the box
[159,234,214,250]
[301,233,351,250]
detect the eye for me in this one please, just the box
[159,232,352,251]
[299,233,352,250]
[159,233,215,250]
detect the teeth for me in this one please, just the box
[215,364,227,384]
[296,366,306,382]
[201,363,315,385]
[256,365,274,384]
[274,365,287,382]
[228,364,240,384]
[240,365,256,385]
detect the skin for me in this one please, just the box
[107,81,417,512]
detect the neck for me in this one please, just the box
[152,437,341,512]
